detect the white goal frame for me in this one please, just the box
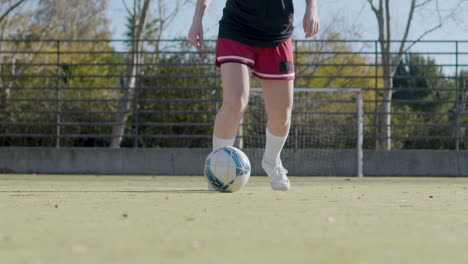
[249,87,364,177]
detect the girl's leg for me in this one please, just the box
[260,78,294,191]
[212,62,251,150]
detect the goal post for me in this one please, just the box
[239,88,364,177]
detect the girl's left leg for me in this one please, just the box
[260,78,294,191]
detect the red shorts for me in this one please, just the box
[215,38,295,80]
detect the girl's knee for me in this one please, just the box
[267,110,291,127]
[222,97,249,114]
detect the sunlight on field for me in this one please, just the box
[1,175,468,264]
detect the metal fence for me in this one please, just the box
[0,39,467,149]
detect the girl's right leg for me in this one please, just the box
[212,62,251,150]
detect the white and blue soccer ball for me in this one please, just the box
[204,146,251,192]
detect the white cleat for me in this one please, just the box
[262,157,290,191]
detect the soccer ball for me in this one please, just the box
[204,146,251,192]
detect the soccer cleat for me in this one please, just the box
[262,157,290,191]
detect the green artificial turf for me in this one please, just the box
[1,175,468,264]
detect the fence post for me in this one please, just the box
[357,90,364,177]
[56,40,61,148]
[213,40,220,149]
[294,40,299,150]
[133,39,140,148]
[455,41,460,150]
[374,41,379,149]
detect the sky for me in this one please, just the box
[106,0,468,41]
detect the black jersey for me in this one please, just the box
[218,0,294,47]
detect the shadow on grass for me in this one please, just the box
[1,189,215,194]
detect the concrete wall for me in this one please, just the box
[0,147,467,176]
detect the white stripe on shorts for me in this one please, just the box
[217,56,255,64]
[252,70,295,78]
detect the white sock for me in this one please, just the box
[212,135,235,150]
[263,128,288,163]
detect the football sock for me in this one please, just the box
[212,135,235,150]
[263,128,288,162]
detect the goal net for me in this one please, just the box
[238,88,363,177]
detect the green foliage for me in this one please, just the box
[123,40,218,148]
[57,42,125,146]
[1,36,464,149]
[391,54,460,149]
[393,54,455,112]
[0,41,124,146]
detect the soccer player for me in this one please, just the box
[188,0,319,191]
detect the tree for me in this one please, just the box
[110,0,190,148]
[0,0,110,103]
[393,54,452,111]
[132,41,217,148]
[365,0,468,150]
[0,0,27,103]
[0,0,115,147]
[110,0,152,148]
[453,70,468,150]
[0,0,26,25]
[392,54,456,149]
